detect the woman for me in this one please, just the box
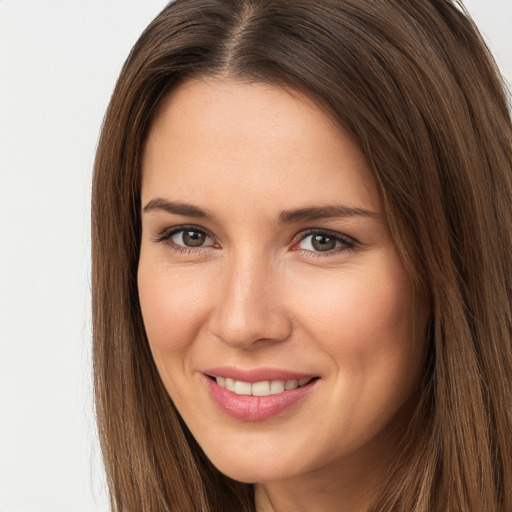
[91,1,512,510]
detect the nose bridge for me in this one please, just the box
[209,247,291,348]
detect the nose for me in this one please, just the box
[208,253,292,349]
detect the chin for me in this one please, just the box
[201,438,312,484]
[212,458,289,484]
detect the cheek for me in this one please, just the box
[292,259,422,385]
[289,260,426,448]
[137,258,212,361]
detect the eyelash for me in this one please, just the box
[153,225,218,255]
[293,229,356,258]
[153,225,357,257]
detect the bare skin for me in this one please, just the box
[138,77,428,512]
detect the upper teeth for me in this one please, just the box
[215,377,312,396]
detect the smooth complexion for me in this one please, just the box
[138,78,428,512]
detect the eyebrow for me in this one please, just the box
[143,197,380,223]
[278,205,381,223]
[143,197,218,222]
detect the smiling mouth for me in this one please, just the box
[208,375,318,397]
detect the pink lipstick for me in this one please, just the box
[203,367,319,421]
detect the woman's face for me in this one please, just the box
[138,78,428,486]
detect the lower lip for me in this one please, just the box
[204,376,319,421]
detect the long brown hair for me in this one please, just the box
[91,1,512,510]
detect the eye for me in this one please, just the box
[154,226,216,251]
[171,229,213,247]
[296,230,354,253]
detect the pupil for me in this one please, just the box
[183,231,205,247]
[312,234,336,251]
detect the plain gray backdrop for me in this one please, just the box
[0,1,510,511]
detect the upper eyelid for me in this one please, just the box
[294,228,356,245]
[154,224,214,242]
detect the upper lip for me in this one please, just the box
[203,366,318,383]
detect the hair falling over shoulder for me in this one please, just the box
[91,1,512,510]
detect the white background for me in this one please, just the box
[0,2,510,511]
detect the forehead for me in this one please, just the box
[141,77,380,215]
